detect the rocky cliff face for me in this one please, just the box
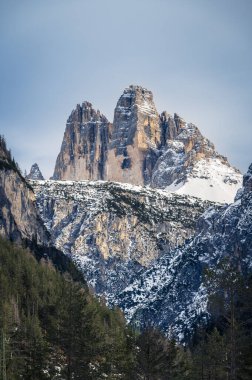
[153,114,241,203]
[107,86,161,185]
[114,163,252,341]
[30,179,213,296]
[52,86,242,203]
[0,138,47,244]
[26,163,44,180]
[53,102,111,181]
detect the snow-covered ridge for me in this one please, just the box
[30,179,214,299]
[32,178,212,203]
[165,157,242,203]
[114,164,252,342]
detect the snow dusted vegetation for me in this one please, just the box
[114,164,252,341]
[30,179,213,298]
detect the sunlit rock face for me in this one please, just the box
[30,179,212,296]
[52,85,242,203]
[107,85,161,186]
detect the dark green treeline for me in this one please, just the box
[0,238,252,379]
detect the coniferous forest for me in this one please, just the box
[0,237,252,379]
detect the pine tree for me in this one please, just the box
[135,327,178,380]
[204,257,252,379]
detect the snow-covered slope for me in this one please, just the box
[152,116,242,203]
[114,163,252,341]
[165,157,241,203]
[30,179,213,297]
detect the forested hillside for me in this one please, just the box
[1,237,252,379]
[0,237,135,379]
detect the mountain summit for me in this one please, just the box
[52,86,242,203]
[26,163,44,180]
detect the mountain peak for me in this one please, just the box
[26,163,44,180]
[52,87,242,203]
[120,85,156,111]
[53,100,111,181]
[126,84,153,96]
[67,102,108,124]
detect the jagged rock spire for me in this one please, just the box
[52,101,111,181]
[26,163,44,180]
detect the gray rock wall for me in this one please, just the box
[30,179,213,297]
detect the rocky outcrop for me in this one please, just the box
[154,112,218,188]
[114,163,252,341]
[243,163,252,192]
[30,179,213,296]
[0,137,47,244]
[53,102,111,180]
[0,137,86,281]
[26,163,44,180]
[52,86,242,203]
[153,114,241,203]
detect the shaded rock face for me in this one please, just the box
[153,113,217,188]
[152,113,241,203]
[243,163,252,192]
[26,163,44,180]
[30,179,212,297]
[52,86,242,203]
[53,102,112,181]
[0,139,47,244]
[114,164,252,342]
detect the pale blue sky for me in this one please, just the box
[1,0,251,178]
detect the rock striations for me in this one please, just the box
[53,102,112,181]
[30,179,213,297]
[107,86,161,185]
[52,85,242,203]
[26,163,44,180]
[0,137,47,244]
